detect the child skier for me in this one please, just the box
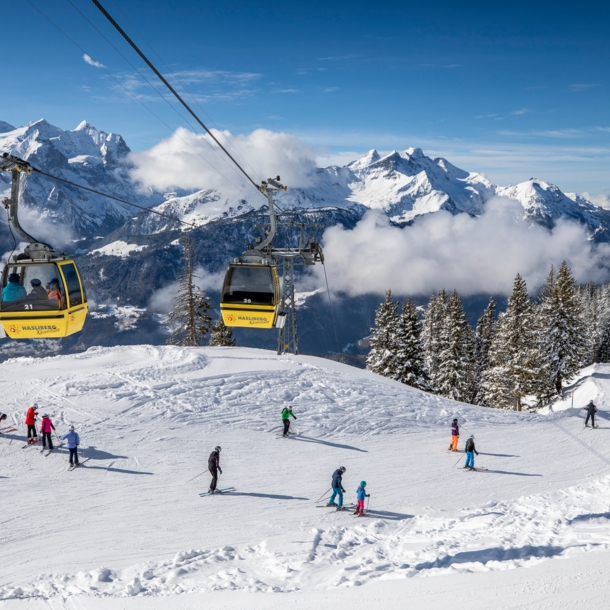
[354,481,370,516]
[583,400,598,428]
[449,418,459,451]
[25,403,38,443]
[281,406,297,437]
[464,434,479,470]
[40,414,56,450]
[61,425,80,466]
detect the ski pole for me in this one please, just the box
[186,471,207,484]
[452,454,463,468]
[315,487,332,503]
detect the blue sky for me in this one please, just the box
[2,0,609,196]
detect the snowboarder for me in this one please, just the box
[61,425,80,466]
[464,434,479,470]
[449,418,459,451]
[327,466,346,509]
[40,414,55,450]
[583,400,598,428]
[25,404,38,443]
[281,406,297,437]
[208,446,222,493]
[354,481,370,516]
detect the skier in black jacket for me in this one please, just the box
[327,466,347,509]
[208,446,223,493]
[464,435,479,470]
[583,400,598,428]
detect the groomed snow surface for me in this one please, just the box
[1,346,610,609]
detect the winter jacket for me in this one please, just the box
[331,468,344,490]
[451,421,459,436]
[47,289,65,308]
[583,402,598,414]
[208,450,221,471]
[465,438,478,454]
[2,282,26,302]
[28,286,49,300]
[61,430,80,449]
[40,417,55,434]
[25,407,37,426]
[356,486,369,501]
[281,408,296,421]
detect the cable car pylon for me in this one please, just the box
[220,177,324,355]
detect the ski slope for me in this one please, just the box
[1,346,610,608]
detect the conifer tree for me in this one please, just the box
[474,297,496,405]
[209,317,236,347]
[482,274,544,410]
[165,234,212,346]
[435,290,476,402]
[422,289,448,393]
[391,298,430,390]
[366,290,399,377]
[539,261,587,394]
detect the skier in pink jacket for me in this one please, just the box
[40,414,56,450]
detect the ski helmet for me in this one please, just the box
[340,466,346,473]
[360,481,367,487]
[469,434,474,439]
[215,446,222,452]
[33,403,38,409]
[69,425,75,431]
[453,418,458,422]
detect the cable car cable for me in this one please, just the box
[24,0,252,201]
[322,262,340,353]
[90,0,262,195]
[106,0,265,186]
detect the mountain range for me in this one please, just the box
[1,118,609,357]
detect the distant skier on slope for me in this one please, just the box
[61,425,80,466]
[208,446,222,493]
[583,400,598,428]
[25,404,39,443]
[40,414,56,450]
[281,406,297,437]
[354,481,370,516]
[449,418,459,451]
[327,466,347,509]
[464,434,479,471]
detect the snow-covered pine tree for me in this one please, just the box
[391,298,430,390]
[209,317,236,347]
[435,290,476,402]
[594,283,610,362]
[539,261,587,395]
[578,282,597,366]
[422,289,448,393]
[366,290,399,377]
[482,274,544,410]
[165,234,212,347]
[474,297,496,405]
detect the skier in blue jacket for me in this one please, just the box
[354,481,370,516]
[327,466,346,509]
[61,425,80,466]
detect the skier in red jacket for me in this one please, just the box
[25,404,39,443]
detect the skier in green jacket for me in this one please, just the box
[281,406,297,437]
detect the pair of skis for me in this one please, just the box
[0,426,16,434]
[68,457,90,471]
[199,486,236,497]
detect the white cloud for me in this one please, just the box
[581,192,610,209]
[511,108,532,116]
[83,54,105,69]
[324,87,340,93]
[309,198,610,298]
[570,84,599,92]
[129,127,317,193]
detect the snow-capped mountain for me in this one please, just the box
[0,119,162,242]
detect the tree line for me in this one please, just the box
[367,261,608,410]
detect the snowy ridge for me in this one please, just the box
[1,346,610,601]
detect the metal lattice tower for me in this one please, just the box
[277,256,298,355]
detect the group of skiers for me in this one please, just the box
[5,404,82,466]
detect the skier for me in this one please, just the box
[464,434,479,470]
[25,403,39,443]
[583,400,598,428]
[449,418,459,451]
[354,481,370,516]
[40,414,56,450]
[61,425,80,466]
[327,466,347,509]
[208,446,222,493]
[281,406,297,437]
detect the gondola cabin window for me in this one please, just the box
[0,264,67,311]
[60,263,83,307]
[222,266,275,305]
